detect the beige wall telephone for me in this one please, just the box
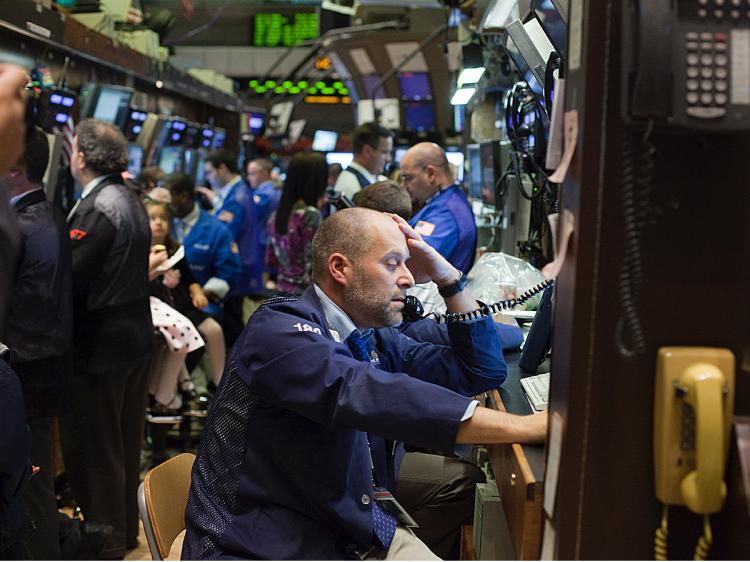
[653,347,735,559]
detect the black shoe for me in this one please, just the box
[75,521,114,560]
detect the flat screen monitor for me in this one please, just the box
[404,103,435,132]
[312,130,338,152]
[200,127,214,149]
[326,152,353,168]
[159,146,183,175]
[183,124,200,148]
[504,32,544,97]
[467,144,482,199]
[127,143,143,177]
[247,111,264,135]
[398,72,432,101]
[168,120,187,146]
[533,0,567,56]
[393,147,408,164]
[266,101,294,136]
[124,109,148,141]
[92,86,133,128]
[446,150,465,182]
[361,75,385,99]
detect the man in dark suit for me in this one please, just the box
[62,118,153,558]
[2,127,73,559]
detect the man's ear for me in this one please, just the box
[328,252,352,286]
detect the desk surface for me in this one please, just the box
[490,353,546,481]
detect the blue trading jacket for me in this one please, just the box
[408,184,478,275]
[180,208,242,317]
[252,179,281,248]
[183,287,506,560]
[214,179,263,295]
[399,317,524,352]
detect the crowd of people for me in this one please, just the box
[0,62,547,562]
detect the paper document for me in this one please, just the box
[156,245,185,272]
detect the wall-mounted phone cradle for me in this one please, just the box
[653,347,735,559]
[622,1,750,131]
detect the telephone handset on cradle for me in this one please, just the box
[402,279,554,324]
[622,0,750,131]
[653,347,735,559]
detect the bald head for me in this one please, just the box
[311,208,397,281]
[400,142,453,208]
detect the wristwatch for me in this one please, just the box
[438,272,468,298]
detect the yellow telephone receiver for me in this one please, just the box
[654,347,735,514]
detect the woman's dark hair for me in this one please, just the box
[275,153,328,235]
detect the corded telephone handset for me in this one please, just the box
[402,279,554,324]
[653,347,735,560]
[622,0,750,130]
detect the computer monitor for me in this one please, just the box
[159,146,183,175]
[505,18,557,90]
[398,72,432,101]
[127,143,143,177]
[168,120,188,146]
[404,103,435,132]
[519,285,554,373]
[183,123,201,149]
[124,109,148,141]
[200,127,214,149]
[326,152,353,168]
[312,130,338,152]
[247,111,264,135]
[393,147,408,164]
[91,85,133,128]
[266,101,294,136]
[446,150,465,182]
[503,32,544,97]
[467,144,482,199]
[532,0,567,56]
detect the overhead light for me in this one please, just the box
[457,67,485,86]
[451,87,476,105]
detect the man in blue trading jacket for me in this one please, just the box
[166,173,242,319]
[400,142,478,274]
[183,208,546,560]
[246,157,280,278]
[198,148,262,345]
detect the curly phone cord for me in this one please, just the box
[654,504,669,560]
[693,515,712,561]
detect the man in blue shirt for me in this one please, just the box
[400,143,477,274]
[183,208,546,560]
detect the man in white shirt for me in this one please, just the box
[333,122,393,199]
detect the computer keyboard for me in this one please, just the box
[520,372,550,412]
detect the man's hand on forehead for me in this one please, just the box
[389,214,459,286]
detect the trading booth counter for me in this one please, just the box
[486,353,546,560]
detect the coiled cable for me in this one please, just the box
[693,515,712,561]
[654,504,669,560]
[425,279,555,324]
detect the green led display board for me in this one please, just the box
[252,12,318,47]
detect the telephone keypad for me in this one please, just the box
[684,31,731,118]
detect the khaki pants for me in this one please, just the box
[362,527,441,560]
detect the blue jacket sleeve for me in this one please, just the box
[217,200,245,241]
[210,223,242,287]
[412,207,458,260]
[238,303,472,453]
[383,315,507,395]
[398,318,524,352]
